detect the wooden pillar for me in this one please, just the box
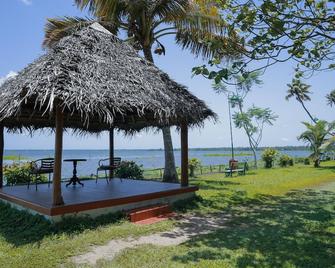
[0,125,4,188]
[109,128,114,180]
[180,123,189,187]
[53,105,64,206]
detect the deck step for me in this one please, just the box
[127,204,173,223]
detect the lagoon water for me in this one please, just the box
[4,149,310,179]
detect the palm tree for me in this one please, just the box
[326,90,335,107]
[286,74,317,124]
[43,0,238,182]
[298,121,335,167]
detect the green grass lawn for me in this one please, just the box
[0,162,334,268]
[3,155,27,161]
[104,162,335,268]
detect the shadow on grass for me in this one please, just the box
[317,164,335,173]
[0,201,124,247]
[173,189,335,268]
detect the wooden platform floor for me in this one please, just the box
[0,179,198,216]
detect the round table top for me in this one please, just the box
[63,159,87,162]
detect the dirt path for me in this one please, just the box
[72,213,231,266]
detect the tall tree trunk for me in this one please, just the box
[143,46,178,182]
[298,99,317,124]
[238,103,258,168]
[251,146,258,169]
[162,126,178,182]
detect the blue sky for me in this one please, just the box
[0,0,334,150]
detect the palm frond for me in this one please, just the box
[43,17,94,48]
[74,0,97,13]
[175,28,241,59]
[150,0,189,21]
[326,89,335,107]
[43,17,120,48]
[75,0,128,23]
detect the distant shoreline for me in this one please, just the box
[4,146,310,151]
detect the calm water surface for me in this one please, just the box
[4,149,310,178]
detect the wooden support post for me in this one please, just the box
[180,123,189,187]
[53,105,64,206]
[0,125,4,188]
[109,128,114,180]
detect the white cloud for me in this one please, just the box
[281,137,289,142]
[0,71,18,86]
[20,0,32,5]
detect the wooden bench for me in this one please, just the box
[225,162,247,177]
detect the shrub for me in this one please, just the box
[294,157,304,164]
[261,148,278,168]
[4,162,49,186]
[288,158,294,166]
[189,158,201,177]
[115,161,144,179]
[4,163,32,185]
[304,158,311,165]
[279,154,294,167]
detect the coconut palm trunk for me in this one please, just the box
[298,98,317,124]
[143,46,178,182]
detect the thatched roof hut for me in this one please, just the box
[0,23,215,133]
[0,23,215,206]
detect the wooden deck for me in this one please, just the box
[0,179,198,218]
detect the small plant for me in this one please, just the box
[294,157,304,164]
[4,162,37,186]
[115,161,144,179]
[288,158,294,166]
[304,158,311,165]
[261,148,278,168]
[279,154,294,167]
[189,158,201,177]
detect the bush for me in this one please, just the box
[189,158,201,177]
[304,158,311,165]
[4,163,32,185]
[279,154,294,167]
[4,162,49,186]
[288,158,294,166]
[294,157,304,164]
[261,148,278,168]
[115,161,144,179]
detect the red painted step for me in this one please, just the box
[127,204,173,223]
[134,213,176,225]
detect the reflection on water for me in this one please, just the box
[4,149,310,178]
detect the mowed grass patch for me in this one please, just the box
[1,162,334,268]
[105,164,335,268]
[0,203,174,268]
[106,189,335,268]
[186,161,335,213]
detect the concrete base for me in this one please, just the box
[2,192,195,222]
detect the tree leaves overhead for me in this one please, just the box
[43,0,236,61]
[193,0,335,85]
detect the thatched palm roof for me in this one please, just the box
[0,23,215,133]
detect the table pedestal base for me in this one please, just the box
[66,176,84,187]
